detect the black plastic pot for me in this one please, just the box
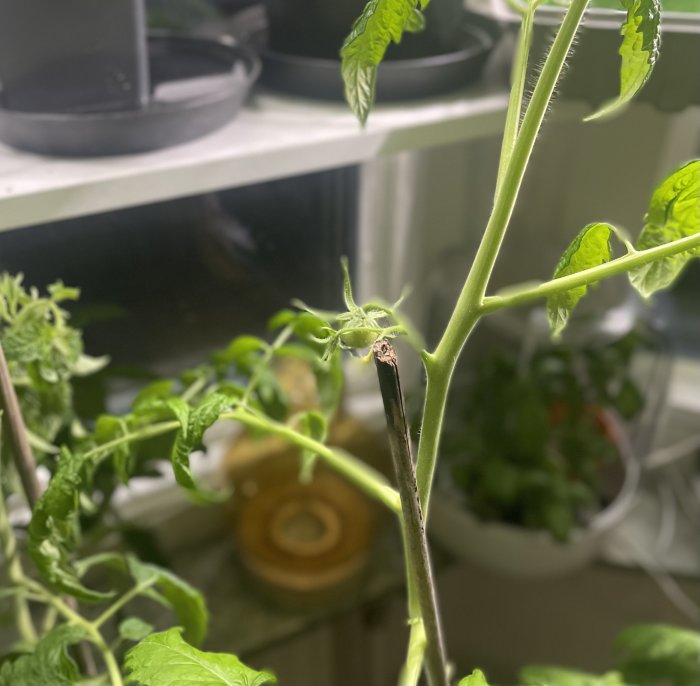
[231,5,501,102]
[0,35,261,157]
[0,0,150,113]
[264,0,469,58]
[524,8,700,112]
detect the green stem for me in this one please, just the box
[399,618,427,686]
[415,0,590,509]
[481,231,700,313]
[0,483,38,643]
[494,1,536,200]
[222,409,401,513]
[93,579,156,629]
[181,376,209,404]
[84,421,180,463]
[241,325,294,406]
[414,352,467,510]
[23,579,123,686]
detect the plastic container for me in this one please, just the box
[0,0,149,113]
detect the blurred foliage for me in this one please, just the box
[443,328,653,541]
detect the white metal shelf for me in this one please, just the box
[0,87,509,233]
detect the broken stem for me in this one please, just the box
[373,339,449,686]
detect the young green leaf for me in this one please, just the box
[28,448,111,603]
[125,629,276,686]
[0,624,88,686]
[119,617,155,643]
[213,335,268,370]
[126,556,209,646]
[629,160,700,298]
[615,624,700,686]
[585,0,661,121]
[341,0,424,124]
[546,223,614,337]
[165,393,232,500]
[458,669,491,686]
[521,666,629,686]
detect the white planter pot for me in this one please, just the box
[428,417,640,578]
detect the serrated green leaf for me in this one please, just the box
[341,0,421,124]
[629,160,700,298]
[28,448,111,603]
[296,411,328,483]
[615,624,700,686]
[521,666,629,686]
[585,0,661,121]
[0,624,88,686]
[166,393,231,500]
[458,669,491,686]
[126,555,209,646]
[547,223,614,337]
[125,629,276,686]
[119,617,154,643]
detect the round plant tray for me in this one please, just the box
[235,9,501,102]
[0,34,260,157]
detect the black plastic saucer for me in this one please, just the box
[240,10,500,102]
[0,34,261,157]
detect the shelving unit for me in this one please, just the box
[0,87,509,233]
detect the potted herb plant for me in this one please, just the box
[1,0,699,685]
[429,330,650,577]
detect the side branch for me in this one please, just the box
[222,409,402,514]
[481,231,700,313]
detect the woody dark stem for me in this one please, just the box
[373,339,449,686]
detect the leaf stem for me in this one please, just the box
[222,409,401,513]
[494,1,536,200]
[373,340,448,686]
[181,376,209,404]
[399,618,427,686]
[241,325,294,406]
[0,474,38,643]
[22,578,123,686]
[84,421,181,463]
[93,579,156,629]
[481,231,700,313]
